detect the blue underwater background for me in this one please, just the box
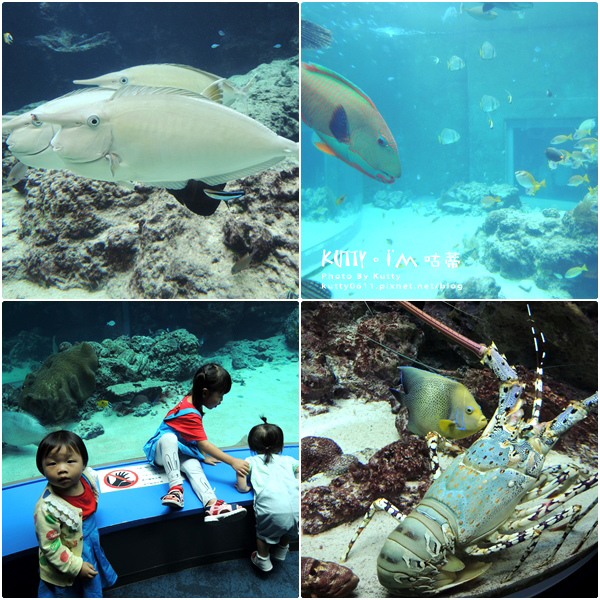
[301,2,598,300]
[2,2,298,113]
[2,301,299,483]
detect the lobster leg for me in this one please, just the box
[341,498,406,562]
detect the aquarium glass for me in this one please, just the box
[301,2,598,299]
[2,301,299,484]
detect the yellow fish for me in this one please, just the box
[481,195,501,207]
[97,400,109,408]
[550,134,573,144]
[515,170,545,196]
[335,194,346,205]
[565,264,588,279]
[390,367,487,439]
[578,119,596,132]
[447,55,465,71]
[504,89,513,103]
[568,173,590,187]
[3,32,13,45]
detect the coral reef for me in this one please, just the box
[19,342,98,423]
[301,436,355,481]
[301,557,359,598]
[438,181,521,213]
[302,437,429,534]
[475,208,598,292]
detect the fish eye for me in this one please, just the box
[466,406,474,415]
[377,136,388,148]
[87,115,101,127]
[119,76,128,85]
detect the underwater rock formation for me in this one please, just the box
[438,276,502,299]
[438,181,521,212]
[301,437,429,534]
[301,436,344,481]
[476,208,598,292]
[19,342,98,423]
[301,557,359,598]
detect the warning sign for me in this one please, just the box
[97,463,168,493]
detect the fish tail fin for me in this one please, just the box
[539,179,546,188]
[584,173,590,182]
[583,264,588,271]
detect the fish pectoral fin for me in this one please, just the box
[329,105,351,144]
[314,140,338,156]
[106,152,121,176]
[201,81,224,104]
[439,419,456,437]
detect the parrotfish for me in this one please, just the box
[390,367,487,439]
[301,62,401,184]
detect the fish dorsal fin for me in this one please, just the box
[303,62,377,111]
[162,63,222,82]
[201,80,225,104]
[109,85,212,102]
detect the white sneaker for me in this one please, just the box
[251,551,273,572]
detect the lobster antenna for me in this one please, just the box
[526,303,545,425]
[356,332,444,373]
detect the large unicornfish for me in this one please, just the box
[73,63,251,107]
[301,62,401,183]
[30,85,298,189]
[390,367,487,439]
[3,88,114,170]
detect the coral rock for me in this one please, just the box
[301,436,344,481]
[301,557,359,598]
[19,343,98,423]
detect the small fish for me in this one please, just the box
[480,95,499,112]
[3,32,13,45]
[545,147,564,162]
[211,44,220,49]
[273,44,281,49]
[218,30,225,36]
[431,56,440,64]
[578,119,595,132]
[231,249,258,274]
[431,216,440,223]
[106,320,116,326]
[546,89,553,97]
[386,238,393,245]
[481,195,501,207]
[438,128,460,145]
[515,170,545,196]
[504,89,513,103]
[553,273,563,279]
[462,5,498,20]
[301,279,332,299]
[335,194,346,205]
[97,400,110,409]
[550,134,573,144]
[488,115,494,129]
[447,55,465,71]
[574,128,592,140]
[5,160,29,187]
[389,367,487,439]
[479,41,496,60]
[547,160,558,170]
[567,174,590,187]
[565,264,588,279]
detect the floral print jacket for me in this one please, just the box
[34,468,99,587]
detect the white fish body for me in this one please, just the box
[3,88,114,170]
[34,86,298,188]
[2,411,47,446]
[73,63,247,107]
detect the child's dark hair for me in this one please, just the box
[36,431,88,474]
[248,416,284,464]
[189,363,232,414]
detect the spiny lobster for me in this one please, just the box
[342,303,597,594]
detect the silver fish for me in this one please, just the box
[2,411,47,446]
[231,249,258,274]
[32,85,298,188]
[73,63,253,108]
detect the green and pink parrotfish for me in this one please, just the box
[301,62,401,184]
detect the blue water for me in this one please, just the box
[2,301,299,483]
[2,2,298,112]
[301,2,598,299]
